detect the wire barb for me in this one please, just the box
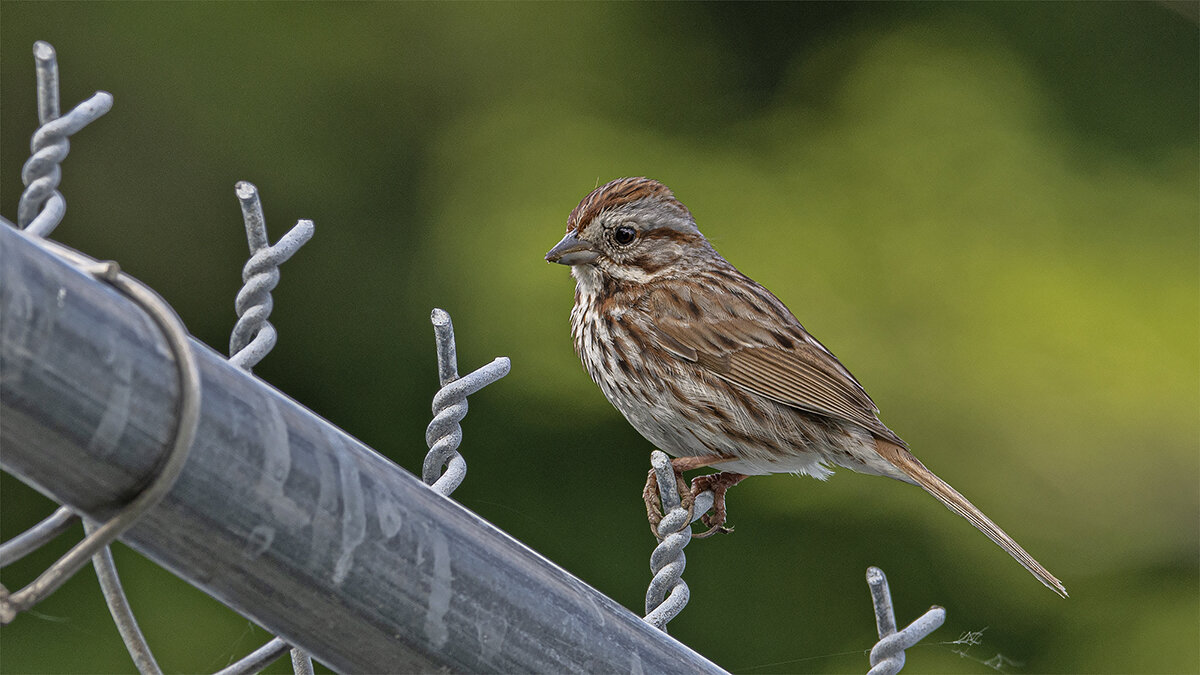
[33,41,61,122]
[866,566,946,675]
[422,308,511,496]
[224,181,316,674]
[228,181,314,371]
[18,41,113,237]
[642,450,714,632]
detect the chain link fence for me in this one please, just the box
[0,41,946,674]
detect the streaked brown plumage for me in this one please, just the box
[546,176,1066,597]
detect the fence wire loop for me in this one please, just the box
[0,238,202,626]
[643,450,714,632]
[866,566,946,675]
[229,181,314,371]
[18,41,113,237]
[423,308,511,496]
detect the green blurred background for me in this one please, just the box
[2,2,1196,673]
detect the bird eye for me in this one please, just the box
[612,226,636,246]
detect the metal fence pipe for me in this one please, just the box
[0,222,725,674]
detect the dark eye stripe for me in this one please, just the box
[642,228,701,245]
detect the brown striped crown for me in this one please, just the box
[567,177,692,233]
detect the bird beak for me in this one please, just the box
[545,231,600,265]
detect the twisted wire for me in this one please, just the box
[18,41,113,237]
[866,566,946,675]
[224,181,316,675]
[642,450,714,631]
[422,309,511,496]
[228,181,314,371]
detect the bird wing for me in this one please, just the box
[643,277,897,440]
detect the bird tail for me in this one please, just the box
[875,440,1068,598]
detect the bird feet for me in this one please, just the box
[643,456,746,539]
[643,467,691,537]
[689,471,748,538]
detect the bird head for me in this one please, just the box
[545,177,715,287]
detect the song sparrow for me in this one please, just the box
[545,176,1066,597]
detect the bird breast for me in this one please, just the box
[570,283,852,479]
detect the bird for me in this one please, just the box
[545,176,1067,597]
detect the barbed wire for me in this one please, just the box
[229,181,315,371]
[225,181,316,674]
[866,566,946,674]
[17,41,112,237]
[423,308,511,496]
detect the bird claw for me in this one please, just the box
[645,465,746,539]
[688,471,748,538]
[692,523,734,539]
